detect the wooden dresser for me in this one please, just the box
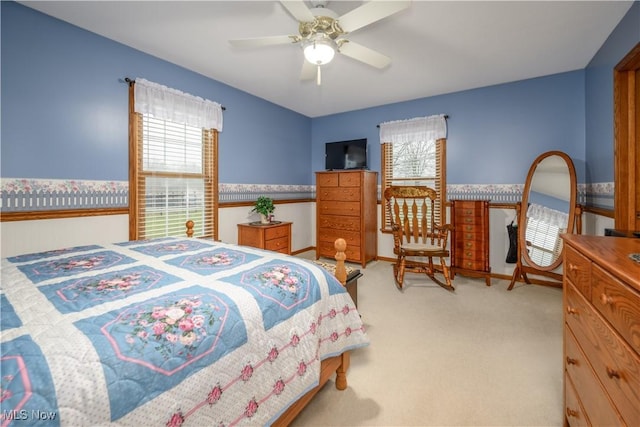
[316,170,378,267]
[450,199,491,285]
[561,234,640,426]
[237,221,292,255]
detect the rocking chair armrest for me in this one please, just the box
[434,223,452,245]
[389,223,402,246]
[434,223,453,236]
[437,223,453,232]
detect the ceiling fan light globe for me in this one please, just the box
[303,40,335,65]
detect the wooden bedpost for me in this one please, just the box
[333,238,350,390]
[185,220,194,237]
[334,238,347,286]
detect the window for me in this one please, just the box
[380,115,447,231]
[129,79,222,240]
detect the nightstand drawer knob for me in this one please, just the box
[566,356,577,366]
[606,367,620,379]
[566,306,578,315]
[600,293,613,305]
[566,408,579,418]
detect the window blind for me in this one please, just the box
[133,114,217,239]
[381,138,445,231]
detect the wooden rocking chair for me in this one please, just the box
[383,186,454,291]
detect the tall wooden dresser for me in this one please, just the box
[450,199,491,285]
[316,170,378,267]
[562,234,640,426]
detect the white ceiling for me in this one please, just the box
[20,1,634,118]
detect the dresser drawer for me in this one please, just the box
[454,215,484,226]
[455,248,484,261]
[456,231,487,242]
[265,236,289,253]
[318,214,361,231]
[318,187,360,202]
[565,373,590,426]
[318,228,360,247]
[318,201,361,217]
[564,325,623,427]
[456,260,486,271]
[338,173,361,187]
[565,245,592,300]
[264,224,289,240]
[454,206,482,216]
[565,283,640,425]
[454,239,486,252]
[317,173,338,187]
[456,223,479,234]
[591,263,640,355]
[318,241,361,262]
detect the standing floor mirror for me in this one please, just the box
[507,151,578,290]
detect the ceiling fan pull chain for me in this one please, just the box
[317,65,322,86]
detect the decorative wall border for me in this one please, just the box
[219,183,314,202]
[584,182,614,210]
[447,184,523,203]
[1,179,128,211]
[447,183,590,206]
[0,178,608,212]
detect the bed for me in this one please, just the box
[0,229,368,426]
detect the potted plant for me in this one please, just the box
[252,196,275,224]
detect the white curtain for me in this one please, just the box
[379,114,447,143]
[134,78,223,131]
[526,203,568,229]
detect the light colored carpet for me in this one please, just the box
[292,256,563,426]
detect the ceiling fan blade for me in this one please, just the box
[338,0,410,33]
[229,35,297,48]
[339,41,391,69]
[280,0,315,22]
[300,59,316,81]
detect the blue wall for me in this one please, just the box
[311,71,586,184]
[2,1,638,191]
[585,1,640,184]
[1,1,311,185]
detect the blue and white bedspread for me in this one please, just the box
[0,238,368,426]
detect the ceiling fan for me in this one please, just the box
[229,0,410,85]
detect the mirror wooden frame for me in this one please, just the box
[507,150,578,290]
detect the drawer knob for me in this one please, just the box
[568,263,578,272]
[599,293,613,305]
[566,356,577,366]
[566,408,578,418]
[465,242,472,248]
[606,367,620,379]
[566,306,578,315]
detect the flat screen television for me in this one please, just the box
[325,138,368,170]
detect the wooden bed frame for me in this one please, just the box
[185,221,352,426]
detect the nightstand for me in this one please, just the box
[237,221,292,255]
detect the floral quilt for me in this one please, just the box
[0,238,368,426]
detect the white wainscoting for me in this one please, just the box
[217,202,315,251]
[0,202,615,270]
[0,204,317,258]
[1,215,129,258]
